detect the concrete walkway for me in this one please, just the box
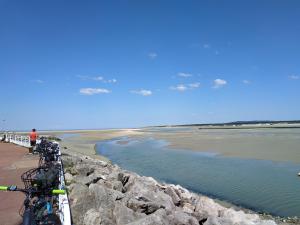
[0,143,38,225]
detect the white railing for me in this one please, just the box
[2,134,72,225]
[56,142,72,225]
[4,132,31,148]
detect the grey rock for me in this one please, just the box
[83,208,102,225]
[67,166,78,176]
[68,183,94,224]
[64,172,74,185]
[69,183,89,204]
[75,163,95,176]
[97,179,124,192]
[89,183,125,212]
[171,184,197,205]
[126,209,169,225]
[87,173,106,186]
[204,216,222,225]
[127,198,164,215]
[168,209,199,225]
[124,176,175,211]
[111,180,123,192]
[195,196,224,217]
[118,172,131,188]
[62,156,75,168]
[164,186,181,206]
[182,202,195,214]
[95,167,111,176]
[113,203,145,225]
[96,207,116,225]
[192,211,209,223]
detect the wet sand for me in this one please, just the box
[58,129,142,161]
[43,127,300,163]
[145,127,300,163]
[0,143,39,225]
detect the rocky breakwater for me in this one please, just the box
[61,149,284,225]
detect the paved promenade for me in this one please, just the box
[0,143,38,225]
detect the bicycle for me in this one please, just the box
[21,166,61,191]
[0,185,65,225]
[36,139,60,167]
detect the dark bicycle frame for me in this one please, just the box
[3,186,62,225]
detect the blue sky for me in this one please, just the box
[0,0,299,130]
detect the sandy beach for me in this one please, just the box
[55,129,142,161]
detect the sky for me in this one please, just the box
[0,0,299,130]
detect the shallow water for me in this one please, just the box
[96,137,300,217]
[59,133,80,140]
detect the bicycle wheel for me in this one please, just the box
[41,214,62,225]
[22,208,37,225]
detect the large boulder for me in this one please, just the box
[164,186,181,206]
[127,198,164,215]
[123,176,175,212]
[64,172,74,185]
[89,183,125,210]
[113,203,145,225]
[126,209,169,225]
[195,196,225,217]
[83,208,102,225]
[168,209,199,225]
[69,184,96,224]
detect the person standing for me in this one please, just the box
[30,128,38,147]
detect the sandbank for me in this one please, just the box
[145,127,300,163]
[50,129,142,161]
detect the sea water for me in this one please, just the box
[96,137,300,217]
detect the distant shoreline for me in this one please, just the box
[3,119,300,133]
[197,126,300,129]
[148,120,300,129]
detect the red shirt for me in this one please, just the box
[30,132,37,141]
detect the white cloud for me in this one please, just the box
[171,82,201,92]
[288,75,299,80]
[148,52,158,59]
[178,72,193,78]
[243,80,251,84]
[79,88,111,95]
[93,76,103,81]
[77,75,117,83]
[131,89,152,96]
[188,82,200,88]
[203,44,210,49]
[32,79,44,83]
[213,79,227,89]
[77,75,101,81]
[170,84,188,92]
[106,79,117,83]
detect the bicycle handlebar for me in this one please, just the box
[0,186,8,191]
[52,189,65,194]
[0,185,65,195]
